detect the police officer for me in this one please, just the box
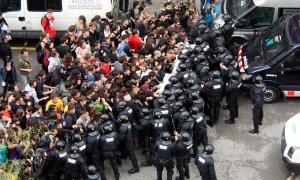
[168,76,182,91]
[86,123,102,172]
[174,131,193,180]
[86,165,101,180]
[98,113,115,135]
[178,111,194,136]
[47,140,68,179]
[219,54,236,83]
[73,133,87,162]
[118,114,140,174]
[249,75,266,134]
[139,108,154,167]
[154,132,175,180]
[154,97,172,122]
[204,70,224,127]
[172,102,187,132]
[195,144,217,180]
[190,91,205,113]
[163,89,176,106]
[99,124,120,180]
[220,14,235,48]
[174,89,187,107]
[64,145,86,180]
[190,106,209,157]
[151,111,170,140]
[224,70,242,124]
[176,63,188,82]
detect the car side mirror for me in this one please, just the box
[280,63,284,74]
[237,19,247,27]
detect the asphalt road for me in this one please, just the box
[2,48,300,180]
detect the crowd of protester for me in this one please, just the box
[0,0,255,179]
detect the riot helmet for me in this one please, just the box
[117,100,127,112]
[119,114,129,123]
[204,144,214,155]
[87,123,99,136]
[86,165,100,180]
[161,132,172,145]
[180,131,192,146]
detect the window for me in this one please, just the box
[227,0,255,19]
[283,49,300,71]
[278,8,300,18]
[0,0,21,12]
[243,7,275,28]
[27,0,62,12]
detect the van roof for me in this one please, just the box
[253,0,300,7]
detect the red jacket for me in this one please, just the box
[128,35,143,50]
[101,63,111,75]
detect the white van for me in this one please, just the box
[0,0,115,39]
[213,0,300,52]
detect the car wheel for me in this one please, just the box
[264,86,281,103]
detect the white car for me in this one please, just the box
[281,113,300,173]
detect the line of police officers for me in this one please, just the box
[40,14,266,180]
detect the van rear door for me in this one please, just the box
[1,0,26,39]
[277,49,300,96]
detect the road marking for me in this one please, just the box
[11,47,35,51]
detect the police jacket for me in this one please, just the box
[205,79,224,100]
[154,105,172,121]
[174,140,193,158]
[180,119,195,136]
[192,113,207,137]
[64,154,86,177]
[155,140,174,160]
[196,152,217,180]
[99,133,118,157]
[118,123,133,145]
[47,149,68,172]
[151,118,170,139]
[225,79,241,98]
[140,115,153,137]
[86,133,101,154]
[250,84,266,107]
[98,121,115,135]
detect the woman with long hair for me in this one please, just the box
[0,58,18,98]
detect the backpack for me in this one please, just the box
[41,15,50,29]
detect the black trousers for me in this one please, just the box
[100,154,120,180]
[176,157,190,180]
[226,94,239,120]
[252,105,263,130]
[156,159,174,180]
[119,0,129,12]
[193,130,208,155]
[208,99,221,123]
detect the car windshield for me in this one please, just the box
[227,0,255,19]
[260,16,290,63]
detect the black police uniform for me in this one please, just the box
[118,119,139,173]
[86,127,101,172]
[191,111,209,156]
[250,80,266,133]
[99,129,120,180]
[140,113,154,166]
[174,133,193,180]
[73,134,87,162]
[225,73,242,123]
[204,72,224,126]
[172,103,187,132]
[64,148,86,180]
[46,143,68,179]
[195,152,217,180]
[151,115,170,140]
[154,137,175,180]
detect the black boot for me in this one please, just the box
[225,119,235,124]
[206,120,214,127]
[129,158,139,174]
[141,152,152,167]
[222,105,229,110]
[248,129,259,134]
[185,172,190,179]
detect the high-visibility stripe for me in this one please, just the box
[283,91,300,97]
[237,46,245,73]
[11,47,35,51]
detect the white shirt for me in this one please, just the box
[24,84,38,103]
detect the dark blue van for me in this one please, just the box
[238,14,300,103]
